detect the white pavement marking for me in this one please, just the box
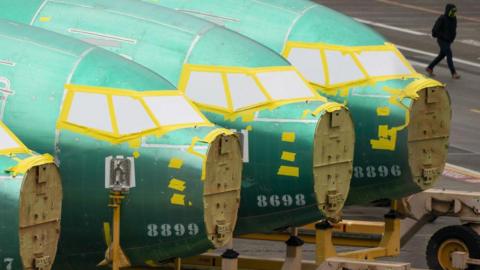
[396,45,480,69]
[354,18,427,36]
[459,39,480,47]
[354,18,480,67]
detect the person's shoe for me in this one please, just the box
[425,67,435,77]
[452,73,461,79]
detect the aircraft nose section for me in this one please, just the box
[312,105,355,221]
[408,84,451,190]
[203,132,242,248]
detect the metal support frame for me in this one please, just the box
[98,191,131,269]
[178,189,480,270]
[315,209,401,264]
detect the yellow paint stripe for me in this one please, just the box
[168,157,184,169]
[377,107,390,116]
[103,222,111,247]
[170,194,186,206]
[281,151,296,162]
[168,178,186,192]
[281,132,296,143]
[375,0,480,23]
[277,166,300,177]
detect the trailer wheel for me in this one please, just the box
[426,225,480,270]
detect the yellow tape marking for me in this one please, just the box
[103,222,112,247]
[168,158,184,169]
[246,125,253,131]
[170,194,186,206]
[168,178,186,192]
[371,78,443,151]
[39,16,51,22]
[376,107,391,116]
[281,132,296,143]
[7,154,54,176]
[277,166,300,177]
[370,125,397,150]
[281,151,296,162]
[145,260,160,267]
[133,151,140,158]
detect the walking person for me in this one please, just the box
[426,4,461,79]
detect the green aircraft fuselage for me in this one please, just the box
[0,21,242,269]
[151,0,452,204]
[0,0,357,234]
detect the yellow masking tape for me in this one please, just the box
[187,128,233,180]
[178,64,325,122]
[168,158,184,169]
[277,166,300,177]
[58,84,213,145]
[39,16,51,22]
[103,222,112,247]
[281,132,296,142]
[7,154,55,176]
[168,178,186,192]
[377,107,391,116]
[371,77,443,151]
[170,194,186,206]
[281,151,296,162]
[283,41,422,93]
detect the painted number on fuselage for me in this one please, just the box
[353,165,402,179]
[147,223,199,238]
[3,258,13,270]
[257,194,306,208]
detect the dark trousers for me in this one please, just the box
[428,39,456,74]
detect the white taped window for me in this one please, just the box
[144,96,205,126]
[325,50,365,85]
[68,92,113,132]
[0,126,19,150]
[184,71,228,109]
[227,73,267,110]
[257,70,314,100]
[287,48,326,85]
[356,51,412,77]
[112,96,156,135]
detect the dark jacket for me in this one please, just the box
[432,4,457,43]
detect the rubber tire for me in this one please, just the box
[426,225,480,270]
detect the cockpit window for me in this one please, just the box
[256,70,315,100]
[179,65,321,114]
[356,50,411,77]
[59,85,211,141]
[284,42,416,88]
[68,92,113,133]
[0,122,27,154]
[185,71,228,109]
[144,96,206,126]
[112,95,156,135]
[324,50,365,85]
[287,47,326,85]
[226,73,267,110]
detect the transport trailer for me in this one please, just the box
[0,0,358,235]
[0,122,62,270]
[170,188,479,270]
[154,0,453,205]
[0,21,243,269]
